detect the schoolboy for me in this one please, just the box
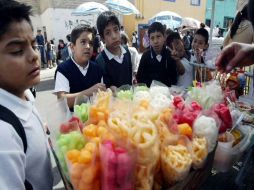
[191,28,213,82]
[136,22,179,87]
[0,1,53,189]
[96,11,133,91]
[167,32,193,88]
[54,25,105,110]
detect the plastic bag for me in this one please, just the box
[100,140,136,190]
[56,122,86,178]
[161,135,192,185]
[129,105,160,190]
[67,141,100,190]
[116,84,133,100]
[193,115,219,153]
[74,95,90,123]
[186,80,224,110]
[47,97,72,146]
[149,80,173,111]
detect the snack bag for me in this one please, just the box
[186,81,224,110]
[130,108,160,190]
[73,95,90,123]
[67,141,100,190]
[191,137,208,169]
[100,140,136,190]
[161,136,192,185]
[116,85,133,100]
[212,103,233,133]
[56,127,86,178]
[149,80,173,111]
[193,115,219,153]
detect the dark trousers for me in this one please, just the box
[39,46,46,66]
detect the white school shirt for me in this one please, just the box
[54,57,90,93]
[104,45,127,64]
[128,46,140,73]
[177,57,194,88]
[0,88,53,190]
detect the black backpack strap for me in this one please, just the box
[0,105,27,152]
[0,105,33,190]
[24,180,33,190]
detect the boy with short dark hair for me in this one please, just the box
[0,0,53,189]
[191,28,213,82]
[96,11,133,91]
[167,32,193,88]
[54,25,105,110]
[136,22,179,87]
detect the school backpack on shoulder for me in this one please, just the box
[0,104,33,190]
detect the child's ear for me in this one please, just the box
[70,43,75,53]
[205,43,209,49]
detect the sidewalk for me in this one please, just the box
[40,67,56,81]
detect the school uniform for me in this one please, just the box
[0,88,53,190]
[96,45,132,88]
[54,57,103,94]
[136,46,178,87]
[177,57,194,88]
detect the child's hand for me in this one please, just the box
[86,83,106,96]
[194,48,203,64]
[171,50,180,61]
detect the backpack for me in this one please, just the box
[0,105,33,190]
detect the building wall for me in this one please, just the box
[133,0,207,24]
[123,0,207,38]
[49,9,97,42]
[205,0,237,29]
[18,0,208,44]
[18,0,104,44]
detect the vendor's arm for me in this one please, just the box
[0,121,26,190]
[54,71,105,108]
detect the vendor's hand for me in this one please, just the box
[85,83,106,96]
[216,42,254,73]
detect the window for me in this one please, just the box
[205,19,211,27]
[224,17,234,28]
[191,0,200,6]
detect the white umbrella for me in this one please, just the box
[148,11,182,29]
[105,0,140,15]
[72,2,109,16]
[182,17,201,28]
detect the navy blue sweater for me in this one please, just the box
[56,58,102,94]
[137,47,178,87]
[96,47,132,88]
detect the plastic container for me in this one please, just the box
[213,125,252,172]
